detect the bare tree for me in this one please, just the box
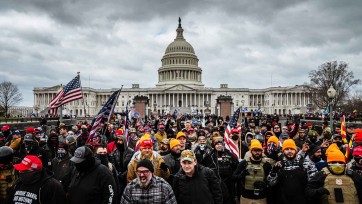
[0,81,23,117]
[306,61,361,110]
[341,90,362,113]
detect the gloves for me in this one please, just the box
[160,162,168,171]
[316,187,330,195]
[271,161,283,173]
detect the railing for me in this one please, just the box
[0,117,60,124]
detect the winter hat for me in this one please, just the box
[282,139,297,151]
[66,135,76,144]
[308,130,319,138]
[327,148,346,163]
[308,144,321,157]
[139,134,152,144]
[169,138,181,150]
[280,132,289,139]
[136,159,154,173]
[176,131,186,139]
[354,128,362,143]
[250,139,263,152]
[213,136,224,145]
[267,136,279,147]
[352,145,362,157]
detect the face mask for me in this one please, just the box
[96,154,109,166]
[354,157,362,165]
[199,144,206,151]
[75,157,95,173]
[231,135,239,140]
[310,137,317,143]
[25,143,38,154]
[57,149,67,159]
[335,141,343,147]
[247,138,252,144]
[328,163,345,175]
[116,142,125,152]
[267,142,277,155]
[19,170,42,184]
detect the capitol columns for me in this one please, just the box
[133,95,149,118]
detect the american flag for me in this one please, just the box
[87,90,121,143]
[48,75,83,115]
[224,108,240,159]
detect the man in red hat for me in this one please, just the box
[127,139,169,183]
[6,155,66,203]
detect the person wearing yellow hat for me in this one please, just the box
[176,131,188,151]
[233,139,272,203]
[163,139,182,183]
[305,147,360,203]
[267,139,308,204]
[263,135,281,166]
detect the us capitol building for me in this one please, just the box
[33,19,310,118]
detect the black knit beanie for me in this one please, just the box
[308,144,321,157]
[136,159,154,173]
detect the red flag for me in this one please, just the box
[341,115,346,139]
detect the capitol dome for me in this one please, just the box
[157,18,204,88]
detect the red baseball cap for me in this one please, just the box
[14,155,43,171]
[353,146,362,157]
[231,129,239,134]
[25,127,36,134]
[1,125,10,131]
[140,140,153,149]
[115,129,123,136]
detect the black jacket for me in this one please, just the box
[6,169,67,204]
[51,153,75,192]
[173,164,223,204]
[67,160,117,204]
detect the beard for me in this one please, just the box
[285,152,296,160]
[138,176,152,188]
[252,154,262,161]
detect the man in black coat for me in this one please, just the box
[173,150,223,204]
[68,146,117,204]
[7,155,67,203]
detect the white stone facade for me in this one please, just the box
[33,19,310,117]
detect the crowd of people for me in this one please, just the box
[0,112,362,204]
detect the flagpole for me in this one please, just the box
[59,83,64,123]
[107,85,123,122]
[78,72,87,121]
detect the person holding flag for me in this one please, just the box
[202,136,238,204]
[224,108,249,160]
[87,88,122,144]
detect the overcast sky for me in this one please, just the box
[1,0,361,107]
